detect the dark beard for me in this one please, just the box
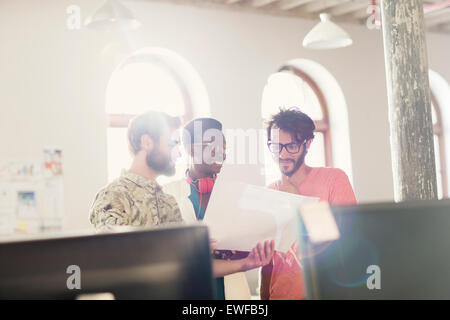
[146,149,175,176]
[283,147,307,177]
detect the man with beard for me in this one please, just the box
[164,118,275,300]
[89,111,183,230]
[260,108,357,300]
[89,112,273,299]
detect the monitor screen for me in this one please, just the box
[300,199,450,299]
[0,225,214,299]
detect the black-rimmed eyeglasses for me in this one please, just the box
[267,141,306,154]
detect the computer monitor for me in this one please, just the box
[299,199,450,299]
[0,225,214,299]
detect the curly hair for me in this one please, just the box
[266,107,315,143]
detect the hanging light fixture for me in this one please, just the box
[84,0,141,30]
[303,13,352,49]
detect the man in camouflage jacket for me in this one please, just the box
[90,111,183,231]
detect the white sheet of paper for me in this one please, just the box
[203,178,318,252]
[299,201,340,243]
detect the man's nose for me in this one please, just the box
[279,147,290,159]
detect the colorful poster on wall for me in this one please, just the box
[44,148,63,176]
[17,191,37,219]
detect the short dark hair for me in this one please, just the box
[127,111,181,155]
[266,107,315,143]
[182,117,223,147]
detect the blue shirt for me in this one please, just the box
[187,184,225,300]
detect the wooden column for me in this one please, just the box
[380,0,438,201]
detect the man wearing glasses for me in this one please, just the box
[90,113,273,299]
[260,107,357,300]
[163,117,274,300]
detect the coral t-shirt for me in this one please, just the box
[267,167,357,300]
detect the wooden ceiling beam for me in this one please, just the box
[426,8,450,27]
[278,0,315,11]
[303,0,352,13]
[327,0,369,16]
[252,0,278,8]
[225,0,244,4]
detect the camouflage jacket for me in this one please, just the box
[89,171,183,231]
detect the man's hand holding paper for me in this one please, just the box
[203,178,318,253]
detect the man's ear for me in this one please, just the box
[305,139,313,150]
[140,134,154,153]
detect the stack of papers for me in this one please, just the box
[203,179,319,252]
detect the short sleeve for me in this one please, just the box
[329,169,357,205]
[159,194,184,225]
[89,189,132,230]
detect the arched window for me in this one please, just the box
[261,66,332,183]
[262,59,353,186]
[429,69,450,200]
[105,48,210,183]
[431,93,448,199]
[280,65,332,167]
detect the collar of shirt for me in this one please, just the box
[121,171,162,193]
[188,183,205,221]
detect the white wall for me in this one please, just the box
[1,0,450,232]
